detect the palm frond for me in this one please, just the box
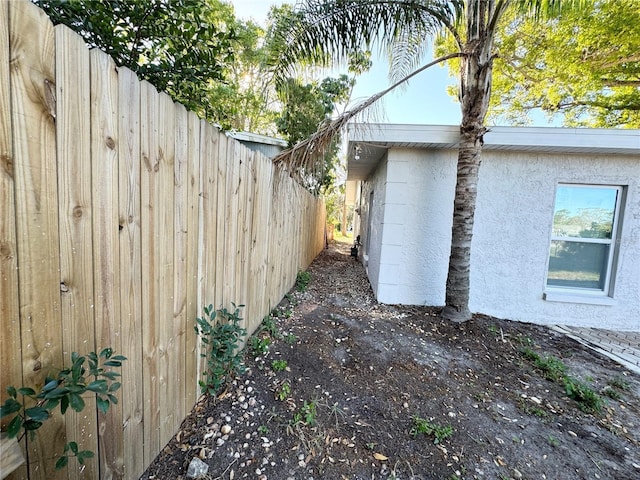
[272,52,464,183]
[271,0,463,87]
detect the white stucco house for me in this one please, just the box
[347,124,640,330]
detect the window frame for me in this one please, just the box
[545,183,624,297]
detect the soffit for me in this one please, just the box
[346,124,640,181]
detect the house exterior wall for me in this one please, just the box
[359,156,388,298]
[471,151,640,330]
[360,147,640,330]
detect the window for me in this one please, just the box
[546,184,623,295]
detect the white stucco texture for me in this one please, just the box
[357,147,640,330]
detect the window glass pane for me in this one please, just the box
[547,240,610,289]
[552,186,617,239]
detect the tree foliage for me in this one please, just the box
[489,0,640,128]
[35,0,237,119]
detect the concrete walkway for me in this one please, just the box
[553,326,640,375]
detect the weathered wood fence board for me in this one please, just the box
[1,2,325,479]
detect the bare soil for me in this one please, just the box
[141,241,640,480]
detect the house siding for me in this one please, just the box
[471,151,640,330]
[359,156,387,298]
[358,147,640,330]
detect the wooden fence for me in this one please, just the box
[0,2,326,479]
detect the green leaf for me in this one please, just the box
[60,395,70,414]
[44,387,70,399]
[55,456,69,470]
[69,393,85,412]
[7,386,17,398]
[108,382,122,393]
[7,415,23,437]
[104,360,122,367]
[107,394,118,405]
[25,406,50,422]
[78,450,95,464]
[87,380,108,394]
[1,398,22,417]
[101,371,121,380]
[100,347,113,359]
[41,379,59,393]
[17,387,36,397]
[96,397,109,414]
[68,441,79,454]
[23,419,43,431]
[111,355,127,361]
[44,398,60,411]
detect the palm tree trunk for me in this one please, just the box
[442,25,494,322]
[442,125,484,322]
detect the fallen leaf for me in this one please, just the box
[373,453,388,461]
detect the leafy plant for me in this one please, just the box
[409,416,453,444]
[295,270,311,292]
[258,425,269,434]
[275,381,291,401]
[0,348,125,469]
[293,400,317,426]
[564,378,603,413]
[602,387,621,400]
[262,314,282,339]
[271,359,288,372]
[195,303,247,395]
[249,336,271,357]
[285,333,298,344]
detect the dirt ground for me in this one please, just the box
[141,241,640,480]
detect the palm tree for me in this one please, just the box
[273,0,591,322]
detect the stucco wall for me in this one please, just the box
[359,156,388,297]
[471,151,640,330]
[361,147,640,330]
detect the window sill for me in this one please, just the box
[543,291,616,306]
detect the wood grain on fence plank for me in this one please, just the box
[117,66,144,480]
[90,48,123,479]
[0,3,28,478]
[184,112,202,409]
[156,92,176,447]
[199,121,218,311]
[214,132,227,310]
[10,3,64,478]
[173,103,189,430]
[140,80,161,468]
[55,24,98,480]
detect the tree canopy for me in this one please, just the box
[36,0,237,119]
[486,0,640,127]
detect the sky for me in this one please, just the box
[231,0,462,125]
[230,0,556,127]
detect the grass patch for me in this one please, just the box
[520,347,603,413]
[409,416,453,444]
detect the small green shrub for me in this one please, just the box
[295,270,311,292]
[249,336,271,357]
[195,303,247,395]
[564,378,603,413]
[271,359,288,372]
[0,348,125,469]
[285,333,298,345]
[262,314,282,338]
[293,400,317,426]
[409,416,453,444]
[275,381,291,401]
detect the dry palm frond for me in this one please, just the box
[272,52,464,182]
